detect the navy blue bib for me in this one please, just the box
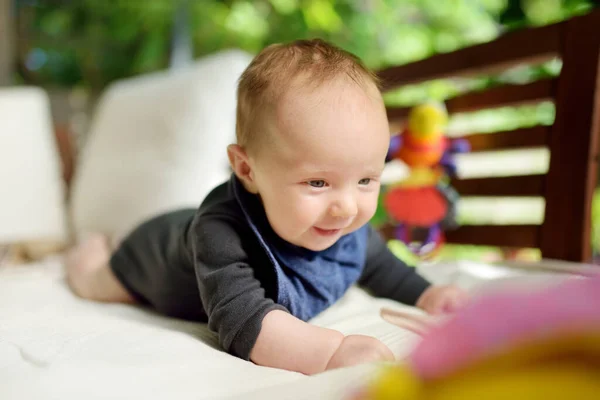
[231,176,368,321]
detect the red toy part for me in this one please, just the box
[383,186,447,227]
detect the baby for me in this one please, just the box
[66,39,468,375]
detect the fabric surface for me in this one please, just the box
[108,208,202,316]
[0,257,424,400]
[0,256,569,400]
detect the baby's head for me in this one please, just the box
[228,39,390,251]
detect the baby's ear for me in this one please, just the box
[227,144,259,193]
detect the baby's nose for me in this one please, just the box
[330,196,358,219]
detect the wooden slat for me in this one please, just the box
[463,126,550,152]
[540,10,600,262]
[378,224,397,242]
[446,79,556,113]
[445,225,540,248]
[0,0,14,85]
[377,22,561,91]
[451,175,545,197]
[386,106,411,123]
[387,80,556,122]
[54,124,76,188]
[378,223,539,249]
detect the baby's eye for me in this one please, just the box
[308,180,327,188]
[358,178,371,185]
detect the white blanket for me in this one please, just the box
[0,258,567,400]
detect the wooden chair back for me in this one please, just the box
[376,10,600,262]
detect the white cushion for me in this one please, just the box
[0,87,68,244]
[70,50,253,239]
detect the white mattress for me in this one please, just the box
[0,257,568,400]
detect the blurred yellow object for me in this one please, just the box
[407,103,448,138]
[366,365,420,400]
[394,102,449,169]
[392,167,443,189]
[430,366,599,400]
[362,332,600,400]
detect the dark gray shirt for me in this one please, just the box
[183,176,431,360]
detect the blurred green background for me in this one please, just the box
[12,0,600,263]
[15,0,596,91]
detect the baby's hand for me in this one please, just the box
[416,284,469,315]
[325,335,394,371]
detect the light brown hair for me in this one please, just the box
[236,39,380,153]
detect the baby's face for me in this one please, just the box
[250,78,390,251]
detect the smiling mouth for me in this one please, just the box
[313,227,343,236]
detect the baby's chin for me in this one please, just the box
[301,239,339,252]
[292,227,357,252]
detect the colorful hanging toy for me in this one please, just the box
[382,101,469,257]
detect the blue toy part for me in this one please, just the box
[450,138,471,153]
[394,223,442,257]
[386,134,403,162]
[411,224,442,257]
[439,151,458,177]
[439,138,471,178]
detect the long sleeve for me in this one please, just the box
[192,214,288,360]
[358,226,431,305]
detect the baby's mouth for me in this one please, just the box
[312,227,342,236]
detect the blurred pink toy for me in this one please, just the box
[408,273,600,380]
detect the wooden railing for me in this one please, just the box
[377,9,600,262]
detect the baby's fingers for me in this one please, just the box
[442,291,470,313]
[380,308,433,336]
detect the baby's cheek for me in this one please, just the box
[287,198,320,227]
[359,195,379,221]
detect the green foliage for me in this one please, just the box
[19,0,595,91]
[20,0,175,87]
[370,189,390,228]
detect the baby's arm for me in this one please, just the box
[359,226,431,305]
[360,226,469,314]
[251,310,394,375]
[193,216,393,374]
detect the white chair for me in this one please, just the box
[70,49,253,241]
[0,87,68,261]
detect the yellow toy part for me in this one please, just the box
[407,102,448,139]
[394,102,450,169]
[360,332,600,400]
[392,167,444,189]
[361,365,421,400]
